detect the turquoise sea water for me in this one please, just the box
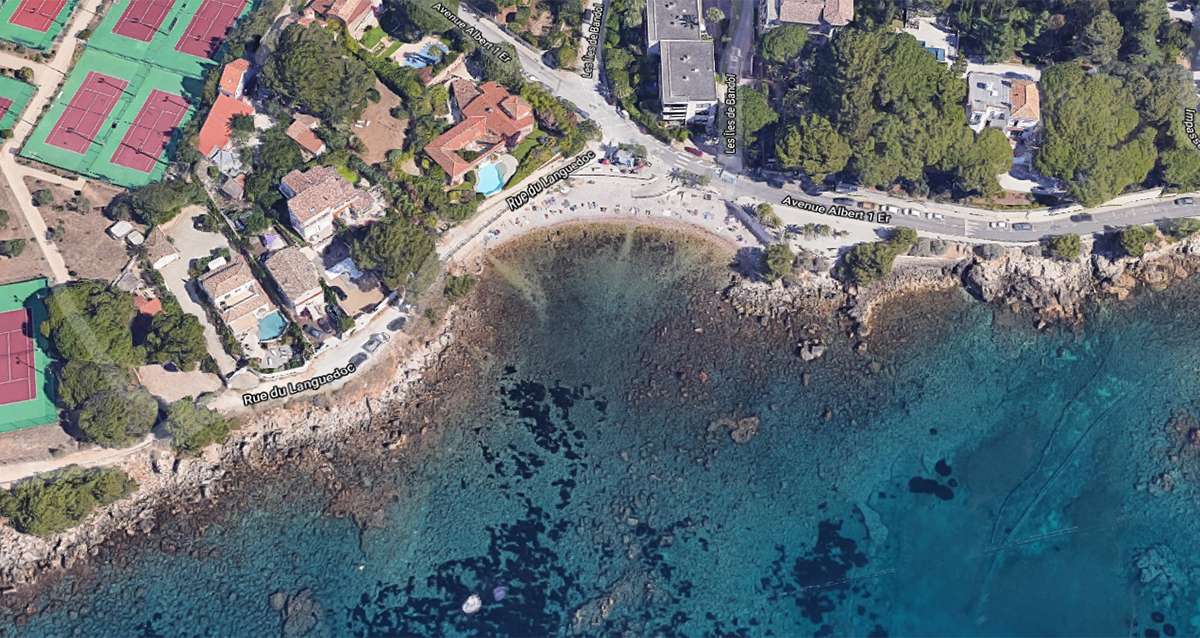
[9,230,1200,637]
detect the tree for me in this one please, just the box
[44,281,142,367]
[245,126,305,206]
[475,43,523,89]
[738,87,778,146]
[0,238,25,257]
[143,310,208,371]
[759,24,808,63]
[705,7,725,24]
[350,216,435,289]
[838,227,917,284]
[74,387,158,448]
[56,360,134,411]
[443,273,476,301]
[32,189,53,207]
[754,203,781,228]
[956,127,1012,196]
[126,178,203,225]
[0,467,136,536]
[0,209,8,226]
[775,115,850,181]
[16,67,33,82]
[229,113,255,143]
[261,24,373,123]
[379,0,458,38]
[1077,11,1122,66]
[164,399,232,455]
[763,243,795,282]
[1045,233,1082,260]
[1119,225,1156,257]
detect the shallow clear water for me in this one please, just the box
[11,230,1200,637]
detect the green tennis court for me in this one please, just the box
[0,278,58,433]
[19,48,197,187]
[87,0,251,79]
[0,75,35,131]
[0,0,79,50]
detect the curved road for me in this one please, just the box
[454,6,1200,244]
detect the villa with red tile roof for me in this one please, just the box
[306,0,377,35]
[219,59,250,99]
[197,95,254,157]
[425,80,535,185]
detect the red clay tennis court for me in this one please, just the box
[9,0,66,31]
[111,89,188,172]
[46,72,127,155]
[0,309,36,406]
[0,98,11,121]
[175,0,246,59]
[112,0,175,42]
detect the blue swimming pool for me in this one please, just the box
[475,161,506,196]
[257,311,288,342]
[400,42,449,69]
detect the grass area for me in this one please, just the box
[361,26,386,49]
[334,162,360,184]
[380,40,403,60]
[511,129,542,163]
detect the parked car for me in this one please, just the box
[386,317,407,332]
[684,146,704,157]
[857,201,878,211]
[835,181,859,194]
[350,352,368,367]
[903,208,922,216]
[363,333,389,352]
[879,204,901,215]
[1175,197,1195,205]
[304,325,324,339]
[988,221,1008,229]
[1070,213,1094,222]
[832,197,856,206]
[1012,222,1034,231]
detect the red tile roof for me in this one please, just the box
[286,114,326,156]
[219,59,250,97]
[425,81,534,182]
[197,95,254,156]
[134,296,162,316]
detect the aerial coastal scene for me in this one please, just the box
[0,0,1199,633]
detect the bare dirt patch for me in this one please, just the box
[0,425,76,466]
[28,177,137,281]
[0,179,51,285]
[355,80,408,164]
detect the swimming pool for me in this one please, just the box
[257,310,288,342]
[475,161,506,196]
[400,42,449,69]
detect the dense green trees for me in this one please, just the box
[1035,64,1157,206]
[759,25,808,64]
[0,467,136,536]
[262,24,373,123]
[143,310,208,371]
[738,87,778,149]
[1077,10,1122,66]
[350,215,436,289]
[839,227,918,284]
[956,128,1014,196]
[75,387,158,447]
[475,43,523,89]
[57,360,134,411]
[126,178,204,226]
[244,125,305,206]
[443,274,476,301]
[44,281,142,367]
[1045,233,1082,260]
[380,0,457,40]
[763,243,795,282]
[164,400,232,455]
[1119,225,1157,257]
[775,115,850,181]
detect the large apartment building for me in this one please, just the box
[646,0,717,124]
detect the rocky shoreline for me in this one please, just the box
[4,224,1200,602]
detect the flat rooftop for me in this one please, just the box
[659,40,718,104]
[647,0,703,43]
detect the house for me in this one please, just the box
[306,0,377,36]
[424,80,535,185]
[264,247,325,319]
[279,166,380,244]
[133,295,163,316]
[219,59,250,99]
[107,220,133,239]
[197,94,255,158]
[286,114,327,158]
[143,227,179,270]
[199,258,273,336]
[646,0,717,123]
[760,0,853,30]
[220,174,245,200]
[967,73,1040,135]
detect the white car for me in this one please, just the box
[880,204,901,214]
[903,208,921,216]
[988,221,1008,229]
[930,212,945,220]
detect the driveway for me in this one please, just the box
[159,207,238,375]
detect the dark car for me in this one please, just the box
[350,353,368,367]
[386,317,407,332]
[767,178,785,189]
[1012,222,1034,231]
[835,182,859,194]
[1175,197,1195,205]
[1070,213,1094,222]
[833,197,856,206]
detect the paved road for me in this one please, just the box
[453,7,1200,244]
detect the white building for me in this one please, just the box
[967,72,1040,135]
[646,0,717,123]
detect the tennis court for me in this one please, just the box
[175,0,246,59]
[0,278,57,433]
[111,89,189,172]
[0,76,35,132]
[8,0,66,31]
[0,309,35,407]
[0,0,77,49]
[45,72,128,155]
[112,0,175,42]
